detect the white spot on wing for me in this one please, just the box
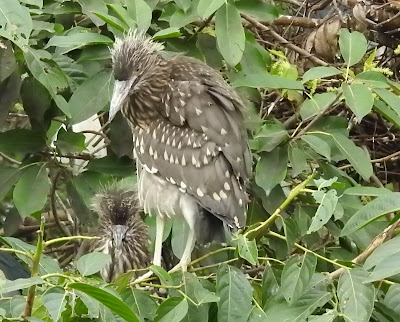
[224,182,231,190]
[197,188,204,197]
[213,192,221,201]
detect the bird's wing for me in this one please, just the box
[134,79,251,228]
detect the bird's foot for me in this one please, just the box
[133,270,154,284]
[168,257,190,274]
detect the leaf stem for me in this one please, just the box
[43,235,99,248]
[0,247,31,258]
[189,247,236,267]
[244,171,316,239]
[267,231,348,269]
[23,218,45,318]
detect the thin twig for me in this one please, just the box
[242,13,329,66]
[50,170,71,237]
[328,218,400,279]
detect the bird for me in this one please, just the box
[107,30,251,274]
[89,185,149,282]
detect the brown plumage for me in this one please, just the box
[108,30,251,273]
[90,186,149,282]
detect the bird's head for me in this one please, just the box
[108,30,164,122]
[92,186,142,249]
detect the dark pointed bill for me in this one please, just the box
[108,77,136,123]
[111,225,128,248]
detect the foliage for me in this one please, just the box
[1,0,400,321]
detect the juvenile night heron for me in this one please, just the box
[108,30,251,273]
[90,186,149,282]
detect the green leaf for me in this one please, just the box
[283,217,298,252]
[281,253,317,303]
[13,165,50,218]
[54,128,86,153]
[339,29,367,67]
[46,32,113,54]
[232,73,304,90]
[337,268,374,322]
[0,129,45,155]
[182,273,219,305]
[76,0,108,26]
[248,307,268,321]
[255,147,288,196]
[341,192,400,236]
[343,186,392,197]
[68,283,139,322]
[253,123,288,152]
[262,265,279,305]
[216,264,252,322]
[121,288,158,321]
[0,277,43,294]
[308,311,338,322]
[264,290,332,321]
[330,133,372,180]
[363,236,400,282]
[69,70,112,124]
[42,287,68,322]
[126,0,152,31]
[0,40,17,82]
[76,252,111,276]
[308,190,338,234]
[314,177,338,190]
[75,290,100,318]
[342,83,374,121]
[149,265,173,286]
[0,0,32,47]
[373,99,400,129]
[235,0,279,22]
[197,0,225,18]
[86,155,134,177]
[93,12,128,32]
[384,284,400,318]
[355,71,389,88]
[21,77,52,132]
[215,3,245,66]
[300,93,337,121]
[301,134,331,161]
[153,27,182,39]
[303,66,342,83]
[0,166,20,201]
[288,143,308,177]
[375,88,400,116]
[108,4,135,29]
[238,235,258,265]
[155,297,188,322]
[24,48,70,116]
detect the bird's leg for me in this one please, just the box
[169,228,195,273]
[133,215,165,283]
[153,215,165,267]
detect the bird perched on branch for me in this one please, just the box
[108,30,251,273]
[90,186,149,282]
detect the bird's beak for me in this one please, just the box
[111,225,128,249]
[108,78,136,123]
